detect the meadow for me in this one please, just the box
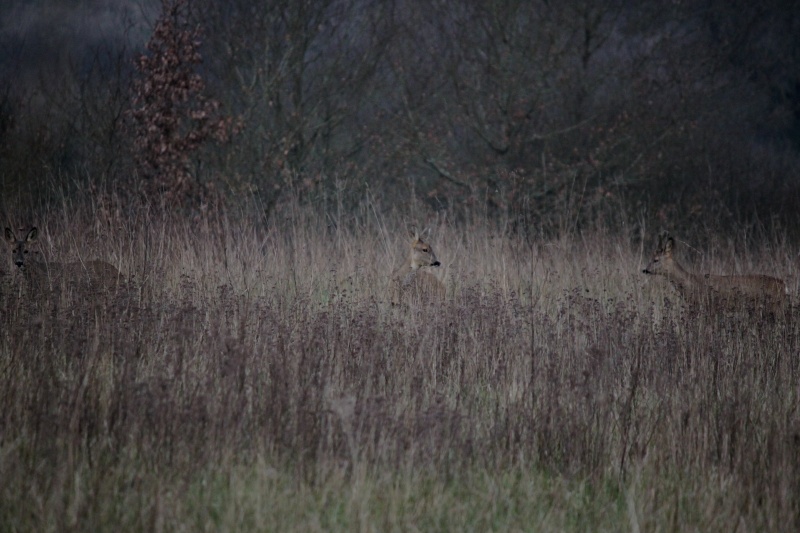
[1,199,799,532]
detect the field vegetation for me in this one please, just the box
[1,195,799,531]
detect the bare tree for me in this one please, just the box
[385,0,628,230]
[193,0,394,215]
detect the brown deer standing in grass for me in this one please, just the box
[5,227,124,295]
[643,232,786,313]
[390,228,446,306]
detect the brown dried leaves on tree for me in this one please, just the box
[129,0,238,208]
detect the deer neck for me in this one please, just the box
[664,259,703,293]
[18,258,53,284]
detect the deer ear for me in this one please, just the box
[408,226,420,241]
[4,227,14,243]
[25,227,38,242]
[664,236,674,253]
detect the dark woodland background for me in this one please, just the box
[1,0,799,238]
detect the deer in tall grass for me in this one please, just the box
[5,227,124,296]
[643,232,786,313]
[390,228,446,306]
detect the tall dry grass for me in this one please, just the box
[1,200,799,531]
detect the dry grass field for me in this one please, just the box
[1,201,799,531]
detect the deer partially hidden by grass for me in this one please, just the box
[5,226,124,297]
[390,229,446,306]
[643,232,786,314]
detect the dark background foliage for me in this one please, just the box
[1,0,799,236]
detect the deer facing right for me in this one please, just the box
[5,226,123,295]
[390,229,446,306]
[643,232,786,312]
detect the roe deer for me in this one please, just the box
[5,226,124,295]
[643,232,786,313]
[390,229,446,305]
